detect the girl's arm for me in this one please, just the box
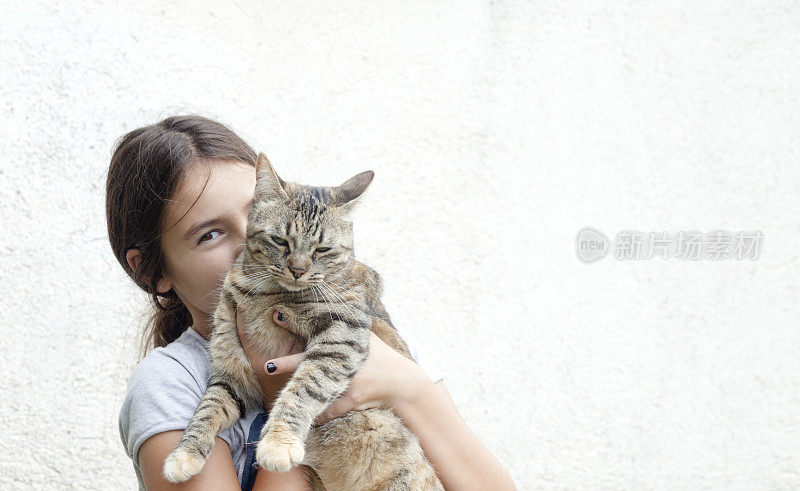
[394,377,517,490]
[252,465,312,490]
[138,431,240,490]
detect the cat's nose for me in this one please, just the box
[290,267,306,279]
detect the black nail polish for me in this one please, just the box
[266,362,277,374]
[277,311,285,322]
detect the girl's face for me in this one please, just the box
[158,159,256,333]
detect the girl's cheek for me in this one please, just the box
[208,255,235,286]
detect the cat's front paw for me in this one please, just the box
[255,422,305,472]
[163,446,206,483]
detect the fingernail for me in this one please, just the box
[277,311,285,322]
[266,362,277,374]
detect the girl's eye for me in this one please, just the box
[271,235,288,246]
[315,247,331,253]
[199,230,222,244]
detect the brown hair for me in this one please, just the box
[105,115,257,358]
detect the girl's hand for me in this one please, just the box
[237,308,304,374]
[262,312,432,427]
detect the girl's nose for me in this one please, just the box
[233,217,248,254]
[230,230,247,260]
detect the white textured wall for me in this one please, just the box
[1,1,799,489]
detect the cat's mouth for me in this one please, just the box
[276,278,312,292]
[276,274,325,292]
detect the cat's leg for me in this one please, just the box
[256,316,371,472]
[161,377,249,482]
[163,291,262,482]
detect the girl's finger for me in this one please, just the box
[265,351,306,375]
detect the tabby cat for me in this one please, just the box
[162,153,443,490]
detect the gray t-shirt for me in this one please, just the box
[118,325,443,489]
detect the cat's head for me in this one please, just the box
[244,153,373,291]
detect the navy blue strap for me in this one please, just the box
[241,412,268,491]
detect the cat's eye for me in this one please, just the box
[270,235,288,246]
[315,247,331,253]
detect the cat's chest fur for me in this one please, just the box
[221,252,381,359]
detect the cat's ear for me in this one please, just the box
[255,152,290,203]
[330,170,374,213]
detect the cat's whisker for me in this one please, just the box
[315,285,335,321]
[243,272,275,282]
[327,288,364,325]
[242,273,275,287]
[317,283,343,310]
[200,282,229,302]
[315,284,336,322]
[329,288,369,328]
[252,275,279,292]
[317,284,345,319]
[243,266,279,273]
[243,273,277,295]
[327,280,378,318]
[318,283,359,324]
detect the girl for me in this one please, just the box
[108,115,515,490]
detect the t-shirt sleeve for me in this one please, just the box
[395,324,445,384]
[118,346,238,469]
